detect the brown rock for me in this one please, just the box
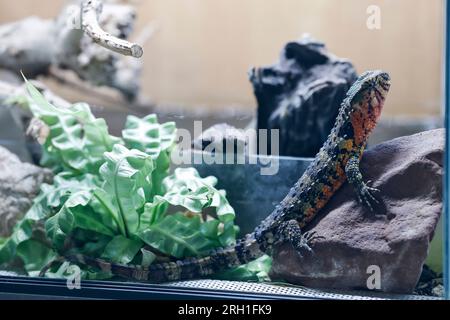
[0,146,53,237]
[271,129,444,293]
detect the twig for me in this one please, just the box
[81,0,143,58]
[48,66,156,113]
[48,67,119,104]
[48,67,140,111]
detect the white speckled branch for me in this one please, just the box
[81,0,143,58]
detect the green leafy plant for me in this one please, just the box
[0,79,271,281]
[24,82,122,174]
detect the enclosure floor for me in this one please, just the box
[167,279,440,300]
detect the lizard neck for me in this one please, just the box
[334,77,385,148]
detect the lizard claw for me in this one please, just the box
[275,220,321,257]
[303,230,325,243]
[293,231,324,257]
[275,219,323,258]
[357,183,380,212]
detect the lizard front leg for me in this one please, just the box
[345,152,380,211]
[274,220,318,257]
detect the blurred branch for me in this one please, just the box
[0,79,71,109]
[0,0,150,101]
[0,80,16,101]
[47,66,156,114]
[81,0,143,58]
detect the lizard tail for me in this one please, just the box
[64,237,264,283]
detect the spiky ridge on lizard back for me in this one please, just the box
[64,70,391,283]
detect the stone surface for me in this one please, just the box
[270,129,444,293]
[249,34,357,157]
[0,146,53,237]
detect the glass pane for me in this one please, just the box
[0,0,445,299]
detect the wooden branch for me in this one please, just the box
[81,0,143,58]
[0,0,147,100]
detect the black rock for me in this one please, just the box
[414,265,443,297]
[249,35,357,157]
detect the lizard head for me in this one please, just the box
[348,70,391,145]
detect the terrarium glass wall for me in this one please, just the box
[0,0,446,299]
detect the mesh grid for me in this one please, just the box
[167,279,441,300]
